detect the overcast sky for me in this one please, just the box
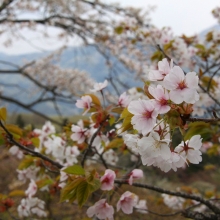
[1,0,219,55]
[109,0,220,35]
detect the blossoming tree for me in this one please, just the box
[1,1,220,220]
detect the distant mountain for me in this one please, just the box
[0,45,140,115]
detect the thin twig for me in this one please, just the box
[0,120,63,169]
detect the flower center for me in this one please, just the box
[160,98,168,106]
[143,110,153,119]
[177,81,187,90]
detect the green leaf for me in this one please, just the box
[184,122,212,141]
[106,138,123,150]
[77,181,90,207]
[117,108,133,134]
[5,124,23,137]
[63,165,85,175]
[114,26,124,34]
[60,177,84,202]
[108,115,115,126]
[9,190,25,197]
[31,137,40,148]
[0,107,7,122]
[36,178,53,189]
[18,156,36,170]
[195,44,205,51]
[111,107,124,114]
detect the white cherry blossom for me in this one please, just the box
[163,66,199,104]
[91,80,108,92]
[175,135,203,164]
[137,131,171,165]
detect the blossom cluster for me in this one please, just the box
[121,59,203,172]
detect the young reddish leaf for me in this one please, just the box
[63,165,85,175]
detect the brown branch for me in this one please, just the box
[81,115,110,168]
[0,120,63,169]
[114,179,220,214]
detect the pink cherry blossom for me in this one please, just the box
[100,169,116,191]
[148,85,171,114]
[128,169,143,185]
[175,135,202,164]
[163,66,199,104]
[75,95,92,115]
[25,179,37,198]
[148,58,173,81]
[71,125,88,144]
[91,80,108,92]
[87,199,114,220]
[118,92,130,108]
[128,99,159,135]
[117,191,138,214]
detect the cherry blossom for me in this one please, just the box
[100,169,116,191]
[58,171,68,189]
[117,191,138,214]
[75,95,93,115]
[135,199,148,214]
[9,145,24,159]
[175,135,203,164]
[128,169,143,185]
[153,152,185,172]
[87,199,114,220]
[103,149,119,166]
[123,134,139,154]
[148,85,171,114]
[163,66,199,104]
[128,99,159,135]
[71,124,88,144]
[65,146,80,165]
[148,58,173,81]
[91,80,108,92]
[18,197,47,218]
[17,166,40,183]
[25,179,37,198]
[118,92,130,107]
[162,194,185,210]
[137,131,171,165]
